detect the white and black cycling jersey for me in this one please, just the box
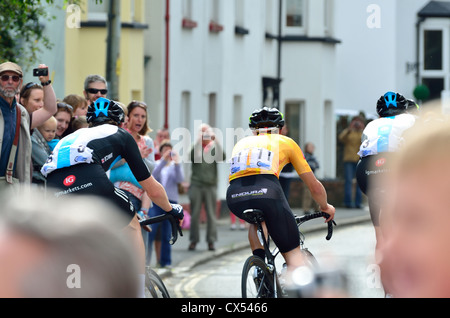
[41,124,151,181]
[358,113,416,158]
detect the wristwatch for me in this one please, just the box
[41,80,52,86]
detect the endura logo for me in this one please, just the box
[231,188,268,199]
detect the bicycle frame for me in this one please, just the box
[242,209,335,298]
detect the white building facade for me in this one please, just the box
[145,0,340,199]
[333,0,448,115]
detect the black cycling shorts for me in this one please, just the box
[226,174,300,254]
[46,164,135,227]
[356,154,391,226]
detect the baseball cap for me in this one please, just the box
[0,62,23,77]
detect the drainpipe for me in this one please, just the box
[164,0,170,129]
[416,16,425,86]
[276,0,282,109]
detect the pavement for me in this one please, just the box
[151,207,372,278]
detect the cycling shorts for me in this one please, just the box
[356,154,391,226]
[46,163,135,227]
[226,174,299,253]
[356,154,391,195]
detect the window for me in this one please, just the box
[233,95,243,129]
[211,0,220,23]
[424,30,443,70]
[285,101,305,145]
[265,0,275,33]
[324,0,332,36]
[286,0,305,28]
[422,78,444,101]
[235,0,245,27]
[87,0,110,21]
[208,93,217,127]
[183,0,193,19]
[181,91,191,130]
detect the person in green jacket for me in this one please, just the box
[188,123,226,251]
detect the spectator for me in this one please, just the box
[63,94,88,117]
[61,94,89,137]
[302,142,320,214]
[0,62,56,191]
[154,128,170,161]
[54,102,73,139]
[110,101,155,204]
[83,74,108,105]
[338,116,365,209]
[31,116,57,185]
[147,140,184,267]
[109,101,155,248]
[380,108,450,297]
[0,190,140,297]
[71,116,89,132]
[188,123,226,251]
[19,82,44,115]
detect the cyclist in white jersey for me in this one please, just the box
[356,92,416,255]
[41,97,183,297]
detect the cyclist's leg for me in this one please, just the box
[227,175,304,269]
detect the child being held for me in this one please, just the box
[31,116,57,184]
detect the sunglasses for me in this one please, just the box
[86,88,108,95]
[1,75,21,83]
[57,102,73,111]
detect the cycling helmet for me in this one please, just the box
[249,107,285,129]
[376,92,408,118]
[86,97,125,126]
[406,98,420,112]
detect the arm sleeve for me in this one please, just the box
[289,140,312,176]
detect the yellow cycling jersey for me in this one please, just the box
[229,133,312,182]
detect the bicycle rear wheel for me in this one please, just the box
[145,267,170,298]
[241,256,277,298]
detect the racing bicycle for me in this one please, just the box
[241,209,335,298]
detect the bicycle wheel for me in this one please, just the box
[241,256,276,298]
[145,267,170,298]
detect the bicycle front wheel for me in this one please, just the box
[145,267,170,298]
[241,256,277,298]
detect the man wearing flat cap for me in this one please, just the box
[0,62,56,191]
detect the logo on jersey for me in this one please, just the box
[375,158,386,167]
[101,153,113,164]
[63,175,76,187]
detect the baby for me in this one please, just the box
[37,116,57,142]
[31,116,57,184]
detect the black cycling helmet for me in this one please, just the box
[406,98,420,112]
[86,97,125,126]
[249,107,285,129]
[376,91,408,118]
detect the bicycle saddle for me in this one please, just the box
[243,209,265,223]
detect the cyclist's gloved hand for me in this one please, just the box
[169,203,184,220]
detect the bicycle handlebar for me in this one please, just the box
[139,213,183,245]
[295,212,336,241]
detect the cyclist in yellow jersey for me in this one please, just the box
[226,107,335,271]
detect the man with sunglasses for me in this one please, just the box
[83,74,108,105]
[0,62,56,190]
